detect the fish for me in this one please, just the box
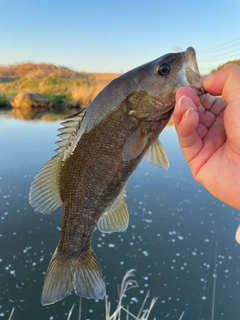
[29,47,204,306]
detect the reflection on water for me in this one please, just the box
[0,110,240,320]
[5,107,80,121]
[2,107,176,124]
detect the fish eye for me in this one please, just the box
[158,63,171,76]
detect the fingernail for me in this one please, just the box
[179,95,187,106]
[184,107,195,118]
[177,95,187,109]
[177,95,197,113]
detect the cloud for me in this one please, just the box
[171,47,182,52]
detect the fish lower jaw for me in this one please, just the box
[189,81,207,96]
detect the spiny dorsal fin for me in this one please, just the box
[145,139,169,169]
[122,128,148,161]
[97,191,129,233]
[29,109,87,214]
[56,109,87,161]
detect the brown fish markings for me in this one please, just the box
[29,47,204,305]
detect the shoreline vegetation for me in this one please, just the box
[0,62,120,119]
[1,60,240,111]
[1,60,237,121]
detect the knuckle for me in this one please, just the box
[223,63,240,74]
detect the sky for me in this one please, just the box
[1,0,240,74]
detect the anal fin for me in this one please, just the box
[97,192,129,233]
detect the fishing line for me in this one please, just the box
[78,297,82,320]
[197,210,218,320]
[197,37,240,53]
[198,42,240,59]
[197,38,240,73]
[198,47,240,62]
[211,238,218,320]
[196,231,214,320]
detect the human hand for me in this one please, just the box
[173,64,240,209]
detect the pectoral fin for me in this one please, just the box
[122,128,148,161]
[97,192,129,233]
[145,139,169,169]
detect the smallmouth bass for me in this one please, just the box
[29,47,204,305]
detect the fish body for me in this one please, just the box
[29,47,203,305]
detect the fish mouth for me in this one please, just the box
[189,80,207,96]
[184,47,200,75]
[183,47,207,96]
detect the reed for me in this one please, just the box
[67,269,158,320]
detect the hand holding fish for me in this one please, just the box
[173,64,240,209]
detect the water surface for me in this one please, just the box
[0,111,239,319]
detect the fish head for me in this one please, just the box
[121,48,204,164]
[133,47,204,119]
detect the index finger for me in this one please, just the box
[199,94,226,117]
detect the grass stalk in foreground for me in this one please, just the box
[7,308,15,320]
[69,269,158,320]
[105,269,158,320]
[66,304,76,320]
[69,269,186,319]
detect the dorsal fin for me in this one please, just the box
[29,109,87,214]
[145,139,169,169]
[56,109,87,161]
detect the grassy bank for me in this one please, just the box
[0,63,120,109]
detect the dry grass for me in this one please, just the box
[67,269,186,320]
[0,63,120,108]
[7,270,187,319]
[8,308,15,320]
[71,73,120,106]
[89,73,120,86]
[11,91,52,109]
[67,270,158,320]
[0,63,86,80]
[71,83,103,107]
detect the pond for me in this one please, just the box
[0,109,239,320]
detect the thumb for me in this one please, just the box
[202,64,240,103]
[203,64,240,155]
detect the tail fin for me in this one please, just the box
[41,248,106,306]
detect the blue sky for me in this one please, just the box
[1,0,240,74]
